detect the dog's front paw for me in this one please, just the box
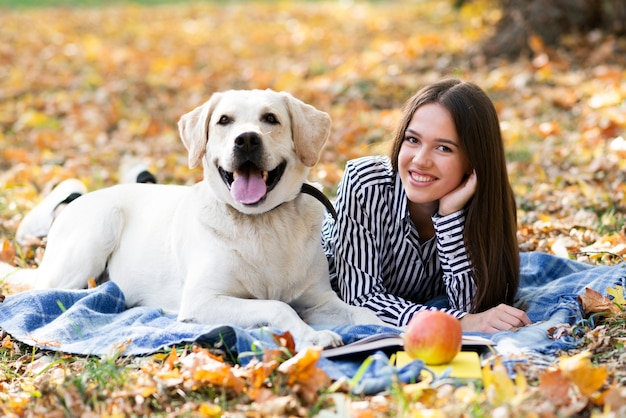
[300,329,343,350]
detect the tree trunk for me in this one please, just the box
[482,0,626,59]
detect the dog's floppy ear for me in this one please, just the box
[177,93,222,169]
[281,92,332,167]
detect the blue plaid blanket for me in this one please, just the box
[1,252,624,394]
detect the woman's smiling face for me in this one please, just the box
[397,103,471,209]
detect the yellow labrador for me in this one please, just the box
[2,89,383,349]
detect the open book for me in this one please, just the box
[322,332,493,359]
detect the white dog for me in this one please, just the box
[2,89,384,349]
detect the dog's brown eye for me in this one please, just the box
[262,113,279,125]
[218,115,232,125]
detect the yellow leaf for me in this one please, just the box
[606,285,626,306]
[155,369,181,381]
[2,335,14,349]
[198,403,222,417]
[277,346,324,386]
[483,357,515,404]
[403,381,431,401]
[140,386,158,398]
[514,367,528,393]
[18,110,51,129]
[559,351,608,397]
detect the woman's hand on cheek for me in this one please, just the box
[459,303,531,333]
[438,170,477,216]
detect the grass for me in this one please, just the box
[0,342,235,416]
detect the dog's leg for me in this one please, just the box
[17,201,124,290]
[178,294,344,350]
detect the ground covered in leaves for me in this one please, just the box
[0,0,625,416]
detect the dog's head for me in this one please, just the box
[177,89,331,214]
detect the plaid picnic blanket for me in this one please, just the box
[493,252,625,356]
[1,251,624,394]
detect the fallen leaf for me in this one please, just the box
[483,357,516,405]
[539,369,571,407]
[277,347,330,405]
[0,238,15,264]
[87,277,97,289]
[606,285,626,306]
[187,354,245,394]
[603,385,626,412]
[559,351,608,397]
[272,330,296,356]
[578,287,621,314]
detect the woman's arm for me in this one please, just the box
[460,304,531,332]
[434,172,531,332]
[330,159,467,327]
[432,210,475,312]
[433,210,530,332]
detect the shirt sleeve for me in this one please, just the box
[432,210,476,312]
[330,161,467,327]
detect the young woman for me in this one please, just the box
[322,78,531,333]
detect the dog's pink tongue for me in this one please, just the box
[231,170,267,204]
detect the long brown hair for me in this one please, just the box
[390,78,519,313]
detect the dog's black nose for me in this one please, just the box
[234,132,261,153]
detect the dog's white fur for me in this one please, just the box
[2,89,384,349]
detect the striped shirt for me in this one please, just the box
[321,156,476,327]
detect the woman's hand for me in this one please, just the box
[438,170,477,216]
[459,303,531,333]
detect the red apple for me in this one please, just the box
[403,310,462,365]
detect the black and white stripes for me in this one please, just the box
[321,156,476,327]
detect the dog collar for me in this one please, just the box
[300,184,338,220]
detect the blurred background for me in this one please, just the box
[1,0,625,260]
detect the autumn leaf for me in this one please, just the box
[277,347,330,405]
[272,330,297,356]
[192,363,244,392]
[87,277,97,289]
[606,285,626,306]
[559,351,608,397]
[403,381,437,404]
[603,385,626,412]
[579,287,622,314]
[181,349,245,394]
[539,369,572,407]
[0,238,15,264]
[278,347,325,385]
[197,403,223,418]
[482,357,516,405]
[246,357,279,390]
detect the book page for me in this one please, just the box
[322,332,493,358]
